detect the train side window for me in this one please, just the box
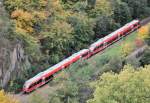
[94,46,98,51]
[82,53,88,57]
[37,79,42,84]
[45,75,53,81]
[29,82,36,89]
[94,44,103,51]
[29,85,32,89]
[134,24,138,27]
[98,44,103,48]
[45,76,49,81]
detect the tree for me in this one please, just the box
[138,24,150,45]
[138,25,150,39]
[87,65,150,103]
[48,80,79,103]
[67,14,95,50]
[41,20,74,64]
[121,42,134,57]
[87,0,96,9]
[0,90,19,103]
[140,48,150,66]
[111,0,132,25]
[87,0,113,18]
[11,9,34,33]
[122,0,150,18]
[94,15,120,38]
[102,56,124,73]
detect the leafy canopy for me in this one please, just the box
[88,65,150,103]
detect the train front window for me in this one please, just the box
[23,85,26,89]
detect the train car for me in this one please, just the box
[89,20,140,55]
[23,49,89,93]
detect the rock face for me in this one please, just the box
[0,41,31,88]
[0,2,31,88]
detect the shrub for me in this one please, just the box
[88,65,150,103]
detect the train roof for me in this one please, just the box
[43,49,89,76]
[90,38,104,47]
[24,71,44,87]
[77,49,89,54]
[90,20,139,48]
[103,20,139,41]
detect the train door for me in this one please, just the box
[118,33,121,40]
[42,77,45,84]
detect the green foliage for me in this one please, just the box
[122,0,150,18]
[121,42,134,57]
[49,80,79,103]
[111,0,132,25]
[88,65,150,103]
[94,15,120,38]
[72,1,87,12]
[42,20,73,51]
[7,79,24,93]
[41,20,74,64]
[125,57,141,68]
[87,0,113,17]
[87,0,96,9]
[102,56,124,73]
[67,14,95,50]
[140,48,150,66]
[0,3,12,38]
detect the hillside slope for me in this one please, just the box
[14,24,148,103]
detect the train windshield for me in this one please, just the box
[23,82,29,89]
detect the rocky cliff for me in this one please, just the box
[0,2,31,89]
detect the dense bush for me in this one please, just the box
[88,65,150,103]
[122,0,150,19]
[140,48,150,66]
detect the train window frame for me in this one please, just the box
[45,75,53,81]
[82,52,88,57]
[133,23,138,27]
[37,79,42,84]
[29,82,37,89]
[94,44,103,51]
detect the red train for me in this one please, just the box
[23,20,140,93]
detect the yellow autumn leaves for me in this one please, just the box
[0,90,19,103]
[138,24,150,39]
[11,9,48,33]
[11,9,34,33]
